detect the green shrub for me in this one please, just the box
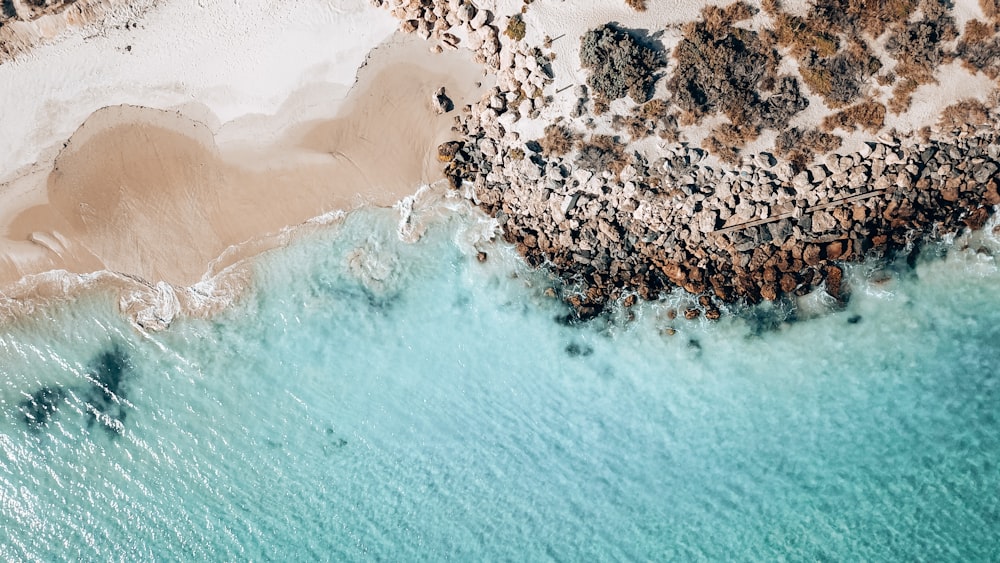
[505,14,526,41]
[579,24,664,103]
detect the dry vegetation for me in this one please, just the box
[613,99,680,142]
[938,99,992,129]
[667,2,807,161]
[538,124,580,157]
[769,12,839,58]
[982,0,1000,23]
[957,20,1000,78]
[575,135,631,176]
[775,128,843,170]
[624,0,646,11]
[888,77,920,114]
[504,14,526,41]
[822,101,887,133]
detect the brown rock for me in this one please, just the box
[779,273,798,294]
[477,251,488,262]
[682,281,706,295]
[941,177,962,202]
[684,308,700,320]
[825,240,844,261]
[760,282,778,301]
[964,207,990,231]
[660,263,687,284]
[985,180,1000,206]
[437,141,462,162]
[705,308,721,320]
[803,244,822,266]
[825,265,843,299]
[710,275,732,301]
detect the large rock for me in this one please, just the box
[432,87,454,114]
[811,210,837,233]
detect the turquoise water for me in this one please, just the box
[1,201,999,560]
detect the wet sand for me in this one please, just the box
[0,33,485,297]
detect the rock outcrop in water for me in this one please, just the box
[372,0,1000,319]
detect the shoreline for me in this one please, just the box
[373,0,1000,320]
[4,0,1000,328]
[0,1,485,329]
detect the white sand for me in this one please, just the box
[0,0,397,183]
[0,0,486,328]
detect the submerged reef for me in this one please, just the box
[17,344,133,435]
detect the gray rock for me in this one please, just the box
[811,210,837,233]
[974,161,998,184]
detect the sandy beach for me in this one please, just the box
[0,0,484,325]
[3,0,1000,325]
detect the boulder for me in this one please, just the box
[811,210,837,233]
[432,87,454,114]
[437,141,462,162]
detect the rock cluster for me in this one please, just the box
[374,0,1000,320]
[372,0,499,61]
[450,109,1000,318]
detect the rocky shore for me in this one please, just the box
[374,0,1000,320]
[462,115,1000,319]
[375,0,1000,319]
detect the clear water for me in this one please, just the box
[1,200,999,560]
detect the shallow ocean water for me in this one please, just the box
[1,199,999,560]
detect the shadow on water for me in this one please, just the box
[17,343,134,437]
[565,341,594,357]
[20,387,66,430]
[83,345,132,436]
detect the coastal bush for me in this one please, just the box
[505,14,526,41]
[888,77,919,113]
[957,20,1000,78]
[625,0,646,11]
[822,101,887,133]
[982,0,1000,22]
[575,134,630,176]
[798,42,882,107]
[775,127,842,169]
[667,3,807,150]
[938,99,992,129]
[538,124,580,157]
[810,0,917,37]
[886,1,957,83]
[579,24,664,103]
